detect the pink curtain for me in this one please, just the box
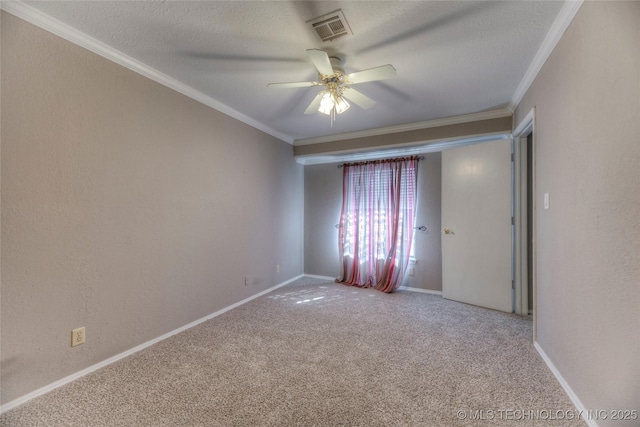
[337,157,418,293]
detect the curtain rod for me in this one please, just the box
[337,156,424,168]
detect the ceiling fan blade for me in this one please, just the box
[347,65,396,84]
[267,81,319,88]
[342,87,376,110]
[304,91,325,115]
[306,49,334,76]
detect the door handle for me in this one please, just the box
[443,228,454,235]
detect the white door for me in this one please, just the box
[441,139,512,312]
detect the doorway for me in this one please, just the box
[513,108,536,337]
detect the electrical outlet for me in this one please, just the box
[276,264,280,273]
[71,327,85,347]
[244,276,249,286]
[409,268,415,276]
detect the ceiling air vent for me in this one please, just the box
[307,9,352,42]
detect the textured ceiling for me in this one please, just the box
[19,1,566,143]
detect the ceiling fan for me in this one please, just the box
[267,49,396,121]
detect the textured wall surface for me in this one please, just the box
[304,153,442,292]
[1,12,303,404]
[404,152,442,291]
[514,2,639,424]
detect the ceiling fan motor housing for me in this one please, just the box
[320,57,347,89]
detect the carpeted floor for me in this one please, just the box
[1,277,585,426]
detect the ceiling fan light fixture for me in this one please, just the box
[318,90,350,116]
[334,95,350,114]
[318,91,335,115]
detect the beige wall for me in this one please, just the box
[514,2,639,424]
[405,152,442,291]
[304,153,442,292]
[1,12,304,404]
[304,163,342,277]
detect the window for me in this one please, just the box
[337,157,419,292]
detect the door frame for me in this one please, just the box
[513,107,537,339]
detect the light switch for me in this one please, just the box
[544,193,550,210]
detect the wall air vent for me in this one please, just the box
[307,9,352,42]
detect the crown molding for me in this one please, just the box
[293,109,512,146]
[509,0,584,111]
[0,1,294,144]
[2,0,581,147]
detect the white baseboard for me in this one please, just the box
[0,274,304,414]
[303,274,337,281]
[534,342,598,427]
[301,278,443,296]
[400,286,443,296]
